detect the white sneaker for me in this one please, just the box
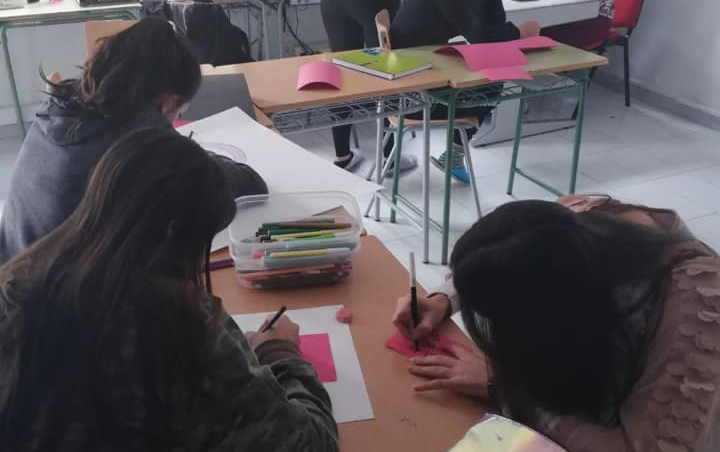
[334,150,365,172]
[385,153,418,175]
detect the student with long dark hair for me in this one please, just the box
[389,0,540,183]
[0,17,267,264]
[393,196,720,452]
[0,128,338,451]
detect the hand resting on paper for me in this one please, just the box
[392,292,451,341]
[245,315,300,348]
[409,341,490,398]
[518,21,541,39]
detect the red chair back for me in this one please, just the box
[612,0,644,29]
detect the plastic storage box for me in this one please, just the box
[229,191,362,289]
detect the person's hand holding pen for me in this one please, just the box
[245,308,300,348]
[392,293,452,341]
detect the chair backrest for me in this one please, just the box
[375,9,392,50]
[612,0,645,29]
[85,20,136,58]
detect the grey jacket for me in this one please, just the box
[0,96,267,264]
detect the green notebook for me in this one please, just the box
[332,48,432,80]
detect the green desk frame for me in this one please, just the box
[377,70,590,264]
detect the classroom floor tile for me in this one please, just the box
[0,85,718,290]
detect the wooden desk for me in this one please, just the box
[211,236,486,452]
[397,44,608,89]
[202,52,449,114]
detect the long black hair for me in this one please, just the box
[47,17,201,120]
[450,200,683,426]
[0,128,235,450]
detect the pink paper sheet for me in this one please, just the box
[299,333,338,382]
[513,36,558,51]
[297,61,342,91]
[482,66,533,81]
[435,43,528,72]
[385,332,455,358]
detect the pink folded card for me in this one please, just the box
[513,36,558,51]
[173,120,194,128]
[297,61,342,91]
[435,43,528,72]
[385,331,456,358]
[299,333,338,382]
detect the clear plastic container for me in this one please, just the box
[229,191,362,289]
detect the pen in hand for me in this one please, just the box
[261,306,288,332]
[409,252,419,351]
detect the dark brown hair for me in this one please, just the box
[451,200,683,426]
[48,17,201,120]
[0,128,235,449]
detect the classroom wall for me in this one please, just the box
[0,4,329,127]
[597,0,720,120]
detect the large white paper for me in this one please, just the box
[232,305,374,424]
[179,108,381,251]
[177,108,381,197]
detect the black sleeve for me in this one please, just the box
[462,0,520,43]
[208,153,269,198]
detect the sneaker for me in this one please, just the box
[334,150,364,172]
[385,153,418,176]
[431,144,470,184]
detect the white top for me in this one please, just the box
[502,0,602,28]
[0,0,139,22]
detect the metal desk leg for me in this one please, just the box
[507,92,527,196]
[422,100,431,264]
[570,74,589,194]
[1,23,26,137]
[441,91,458,265]
[374,100,384,221]
[389,114,404,223]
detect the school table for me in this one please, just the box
[210,235,487,452]
[0,0,140,137]
[377,44,608,264]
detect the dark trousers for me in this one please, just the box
[321,0,400,159]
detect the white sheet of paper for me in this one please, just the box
[178,108,381,251]
[232,305,374,424]
[451,311,470,339]
[177,108,381,197]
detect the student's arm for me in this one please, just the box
[209,153,269,198]
[200,310,338,452]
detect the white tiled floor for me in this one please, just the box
[0,85,718,289]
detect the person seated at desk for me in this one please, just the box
[0,128,338,452]
[389,0,541,184]
[320,0,418,174]
[393,195,720,452]
[542,0,614,50]
[0,17,268,265]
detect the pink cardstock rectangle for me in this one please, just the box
[435,43,528,72]
[297,61,342,91]
[482,66,533,81]
[513,36,558,51]
[299,333,338,382]
[385,331,455,358]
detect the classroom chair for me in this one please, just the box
[586,0,646,107]
[364,9,482,219]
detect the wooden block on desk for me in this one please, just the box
[211,236,486,452]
